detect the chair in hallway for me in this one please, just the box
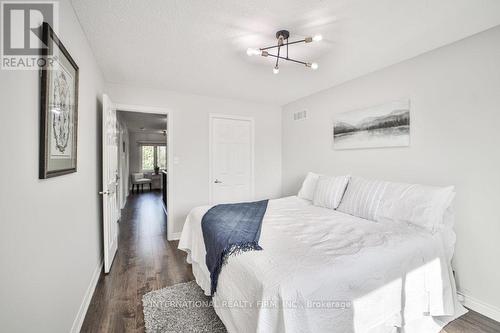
[131,173,152,193]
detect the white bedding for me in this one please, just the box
[178,196,466,333]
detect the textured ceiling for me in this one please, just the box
[71,0,500,105]
[117,111,166,133]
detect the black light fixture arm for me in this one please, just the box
[266,53,308,66]
[275,44,281,69]
[260,38,308,51]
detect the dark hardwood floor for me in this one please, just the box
[81,191,500,333]
[81,191,193,332]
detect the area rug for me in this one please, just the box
[142,280,227,333]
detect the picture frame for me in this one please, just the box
[333,100,410,150]
[39,22,79,179]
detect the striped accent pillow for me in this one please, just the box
[312,175,350,210]
[336,177,389,220]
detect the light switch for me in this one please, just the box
[173,156,180,165]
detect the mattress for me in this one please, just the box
[178,196,467,333]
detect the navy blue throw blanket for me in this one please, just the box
[202,199,269,295]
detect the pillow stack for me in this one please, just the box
[297,173,455,233]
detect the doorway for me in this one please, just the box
[101,95,173,273]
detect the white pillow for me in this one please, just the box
[375,183,455,232]
[337,177,389,220]
[298,172,321,201]
[312,175,350,210]
[337,177,455,232]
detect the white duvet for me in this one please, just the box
[178,196,466,333]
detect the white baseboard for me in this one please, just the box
[458,292,500,323]
[70,259,103,333]
[168,232,181,241]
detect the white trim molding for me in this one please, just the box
[70,260,103,333]
[458,292,500,323]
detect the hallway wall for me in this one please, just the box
[0,0,105,332]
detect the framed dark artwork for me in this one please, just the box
[39,22,79,179]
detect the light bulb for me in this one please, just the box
[273,66,279,74]
[311,62,319,70]
[246,48,261,56]
[312,35,323,42]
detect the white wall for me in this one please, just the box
[106,83,282,235]
[0,1,104,332]
[282,26,500,315]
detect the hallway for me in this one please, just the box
[81,191,193,332]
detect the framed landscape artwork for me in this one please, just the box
[333,100,410,150]
[39,22,79,178]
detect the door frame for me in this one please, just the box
[117,120,128,209]
[102,94,119,273]
[115,103,174,240]
[208,113,255,205]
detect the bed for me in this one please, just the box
[179,193,467,333]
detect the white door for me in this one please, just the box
[210,115,254,204]
[101,94,119,273]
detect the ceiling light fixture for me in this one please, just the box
[312,34,323,42]
[247,30,321,74]
[246,48,261,56]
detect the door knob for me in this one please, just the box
[99,191,110,195]
[214,179,222,184]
